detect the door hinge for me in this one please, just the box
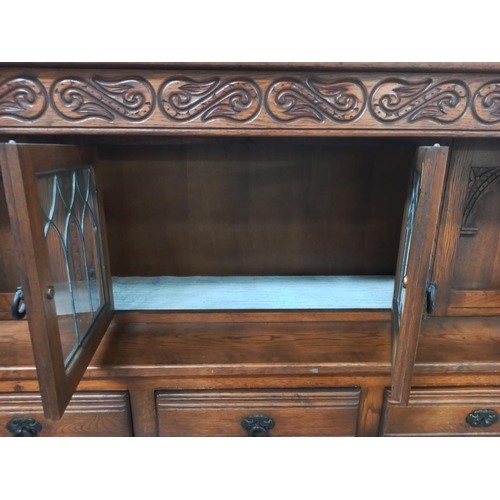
[426,282,438,314]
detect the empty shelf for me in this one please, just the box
[112,275,395,310]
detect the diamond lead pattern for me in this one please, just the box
[37,166,105,366]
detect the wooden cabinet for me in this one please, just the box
[0,63,500,435]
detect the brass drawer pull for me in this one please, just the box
[466,409,499,428]
[11,287,26,320]
[241,415,275,437]
[6,417,42,437]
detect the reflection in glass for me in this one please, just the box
[395,169,421,327]
[37,167,105,367]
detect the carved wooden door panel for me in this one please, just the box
[432,140,500,316]
[0,143,113,419]
[391,145,449,405]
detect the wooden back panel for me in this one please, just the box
[97,139,414,277]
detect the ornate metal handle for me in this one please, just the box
[11,286,26,320]
[241,415,275,437]
[6,417,42,437]
[426,282,438,314]
[466,409,499,428]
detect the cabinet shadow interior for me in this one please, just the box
[1,63,500,436]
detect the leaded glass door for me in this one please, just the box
[391,145,449,405]
[0,144,113,419]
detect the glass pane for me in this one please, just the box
[395,168,421,328]
[37,167,105,367]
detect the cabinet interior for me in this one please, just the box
[95,137,415,311]
[1,137,421,313]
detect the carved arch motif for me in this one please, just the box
[461,166,500,235]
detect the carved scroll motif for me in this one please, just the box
[0,77,47,121]
[461,166,500,235]
[51,77,155,122]
[265,78,366,123]
[472,81,500,124]
[159,78,261,122]
[370,78,469,123]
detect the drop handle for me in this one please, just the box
[6,417,42,437]
[241,415,275,437]
[11,286,26,320]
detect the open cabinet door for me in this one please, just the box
[0,143,113,419]
[391,145,449,405]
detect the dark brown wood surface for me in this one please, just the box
[4,63,500,72]
[3,315,500,380]
[98,141,412,277]
[0,143,114,419]
[156,389,360,436]
[1,68,500,135]
[0,392,132,437]
[1,63,500,433]
[129,389,157,437]
[431,139,474,314]
[0,173,18,294]
[433,140,500,314]
[381,388,500,436]
[391,146,449,404]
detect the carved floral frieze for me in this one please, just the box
[1,72,500,131]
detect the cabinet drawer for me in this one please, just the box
[382,388,500,436]
[0,392,132,437]
[156,389,360,436]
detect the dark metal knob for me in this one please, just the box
[466,409,499,428]
[6,417,42,437]
[11,286,26,320]
[426,282,438,314]
[241,415,275,437]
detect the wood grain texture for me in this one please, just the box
[357,385,385,436]
[449,290,500,308]
[129,389,157,437]
[431,140,474,314]
[4,316,500,380]
[0,173,19,295]
[98,141,411,278]
[381,388,500,436]
[451,144,500,295]
[1,69,500,134]
[0,392,132,437]
[391,146,449,404]
[0,294,15,321]
[156,389,360,436]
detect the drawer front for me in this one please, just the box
[156,389,360,437]
[0,392,132,437]
[382,388,500,436]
